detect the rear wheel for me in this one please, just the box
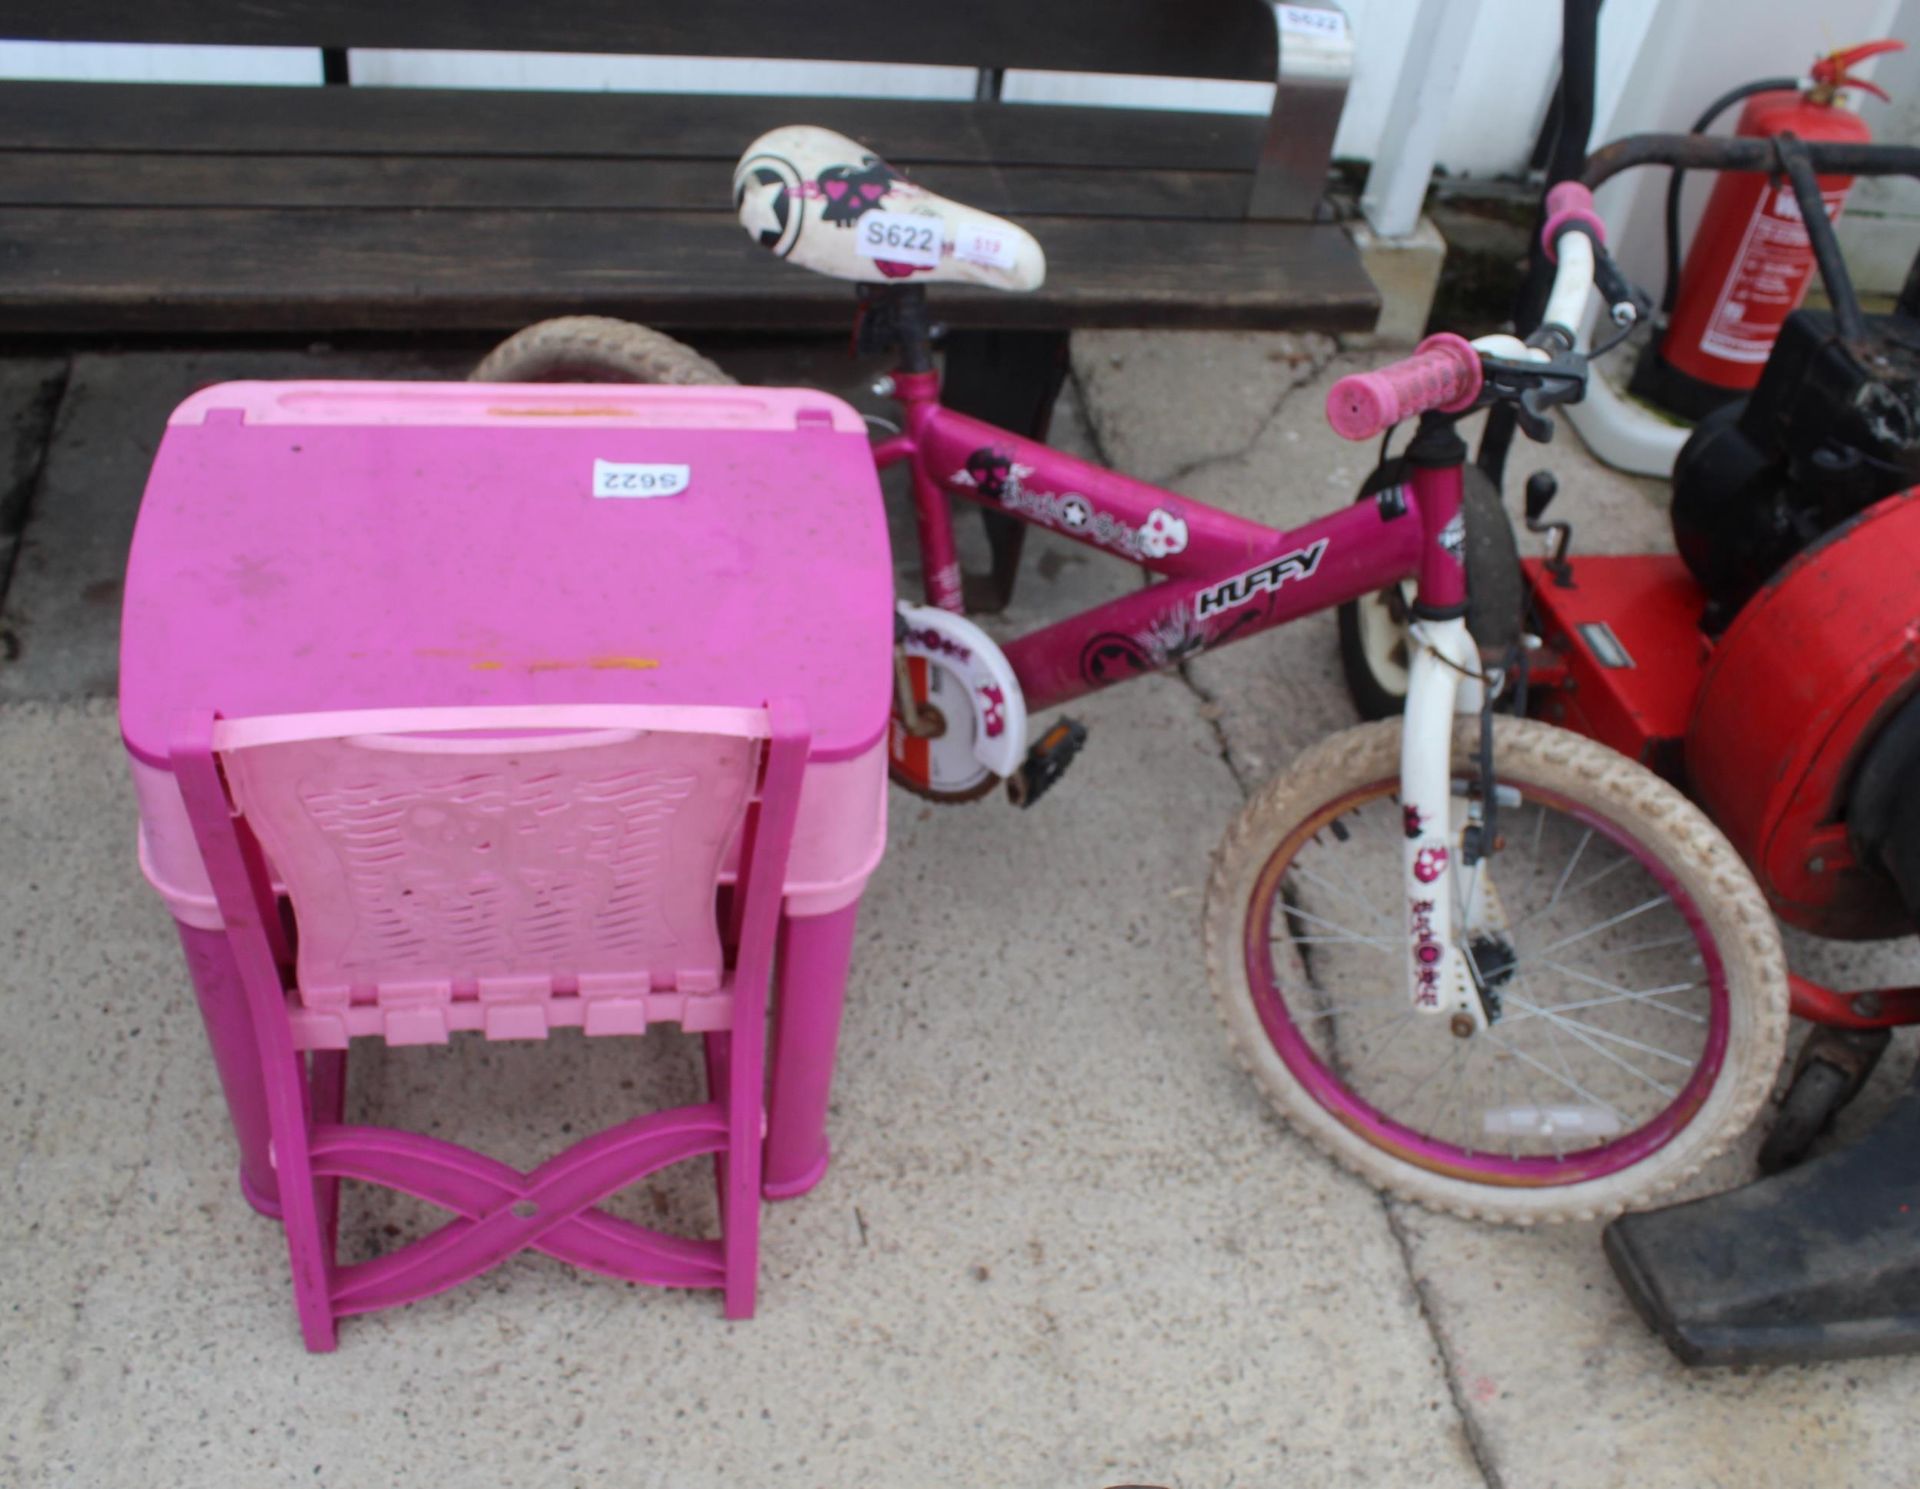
[470,316,735,386]
[1336,459,1523,720]
[1205,716,1789,1222]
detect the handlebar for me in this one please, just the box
[1324,333,1483,442]
[1324,183,1631,444]
[1538,182,1604,337]
[1540,182,1605,261]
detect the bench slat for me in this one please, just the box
[0,151,1252,221]
[0,83,1271,173]
[0,208,1377,335]
[5,0,1281,81]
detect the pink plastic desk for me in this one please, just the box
[120,380,893,1210]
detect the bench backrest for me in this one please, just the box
[6,0,1354,220]
[9,1,1282,81]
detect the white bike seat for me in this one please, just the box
[733,126,1045,292]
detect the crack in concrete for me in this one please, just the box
[0,358,73,625]
[1070,348,1503,1489]
[1381,1200,1508,1489]
[1073,337,1338,495]
[1174,660,1252,798]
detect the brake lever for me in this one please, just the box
[1477,353,1587,443]
[1515,389,1557,444]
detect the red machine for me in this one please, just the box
[1637,41,1902,419]
[1469,4,1920,1369]
[1526,495,1920,1029]
[1525,127,1920,1188]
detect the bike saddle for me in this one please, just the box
[732,125,1045,292]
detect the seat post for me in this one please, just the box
[856,284,934,374]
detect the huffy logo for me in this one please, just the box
[1193,538,1330,620]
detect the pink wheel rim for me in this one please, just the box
[1244,776,1730,1186]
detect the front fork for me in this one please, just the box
[1401,614,1491,1031]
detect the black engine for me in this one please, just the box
[1669,302,1920,629]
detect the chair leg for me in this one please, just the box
[266,1049,339,1351]
[704,1029,759,1319]
[310,1049,349,1258]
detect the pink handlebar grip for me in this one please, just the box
[1324,334,1483,442]
[1542,181,1606,260]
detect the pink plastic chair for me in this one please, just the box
[172,700,807,1351]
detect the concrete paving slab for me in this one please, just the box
[1071,331,1336,488]
[0,346,477,704]
[10,323,1920,1489]
[1,696,1483,1489]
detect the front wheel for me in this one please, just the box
[1205,716,1788,1223]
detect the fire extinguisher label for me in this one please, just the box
[1700,184,1848,364]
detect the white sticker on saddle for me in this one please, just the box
[956,225,1017,271]
[1277,5,1349,39]
[853,211,944,269]
[592,460,690,499]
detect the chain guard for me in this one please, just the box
[888,603,1026,804]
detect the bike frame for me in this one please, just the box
[874,361,1487,1024]
[875,368,1470,711]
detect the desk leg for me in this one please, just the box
[763,900,861,1200]
[175,921,282,1218]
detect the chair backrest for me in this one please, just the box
[186,705,801,1010]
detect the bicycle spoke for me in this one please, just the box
[1446,1040,1479,1149]
[1525,893,1672,961]
[1482,1031,1629,1129]
[1506,991,1679,1096]
[1388,1041,1457,1115]
[1503,965,1706,1023]
[1503,994,1697,1068]
[1274,898,1394,949]
[1344,1005,1420,1068]
[1293,857,1393,935]
[1492,1043,1518,1159]
[1298,998,1407,1025]
[1531,826,1592,926]
[1606,932,1699,958]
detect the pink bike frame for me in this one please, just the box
[872,368,1469,710]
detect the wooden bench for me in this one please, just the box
[0,1,1379,604]
[0,2,1375,337]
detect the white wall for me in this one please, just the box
[0,41,319,84]
[1834,0,1920,294]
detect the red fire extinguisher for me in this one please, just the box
[1637,40,1904,421]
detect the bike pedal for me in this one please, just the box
[1007,718,1088,808]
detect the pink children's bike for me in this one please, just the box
[473,125,1790,1224]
